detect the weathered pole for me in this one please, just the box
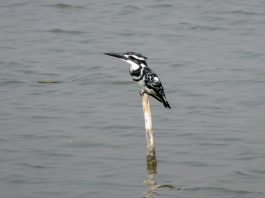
[141,93,157,172]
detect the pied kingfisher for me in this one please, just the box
[104,52,171,109]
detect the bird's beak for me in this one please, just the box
[104,52,126,60]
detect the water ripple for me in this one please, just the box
[47,29,84,34]
[45,3,85,9]
[187,186,265,195]
[222,10,265,16]
[0,2,29,8]
[18,162,54,169]
[148,3,175,9]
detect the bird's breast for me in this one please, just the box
[129,67,144,81]
[137,79,145,88]
[137,78,153,94]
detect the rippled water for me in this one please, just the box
[1,0,265,198]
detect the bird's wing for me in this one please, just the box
[144,68,162,88]
[144,68,165,99]
[144,68,171,108]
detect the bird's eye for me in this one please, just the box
[130,56,135,60]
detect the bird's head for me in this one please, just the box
[104,52,148,68]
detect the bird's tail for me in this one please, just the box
[161,95,171,109]
[149,93,171,109]
[162,99,171,109]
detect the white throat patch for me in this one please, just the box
[124,60,140,70]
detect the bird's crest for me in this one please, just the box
[124,52,147,61]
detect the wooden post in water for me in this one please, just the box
[141,93,157,172]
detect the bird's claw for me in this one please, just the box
[140,90,148,96]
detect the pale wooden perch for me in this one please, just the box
[141,93,157,172]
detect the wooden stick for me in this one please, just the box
[141,93,157,172]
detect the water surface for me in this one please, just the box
[1,0,265,198]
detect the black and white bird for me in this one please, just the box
[104,52,171,109]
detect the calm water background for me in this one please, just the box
[1,0,265,197]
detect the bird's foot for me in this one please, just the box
[140,90,148,96]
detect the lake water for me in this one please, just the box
[1,0,265,198]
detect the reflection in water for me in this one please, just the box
[144,173,158,198]
[144,173,175,198]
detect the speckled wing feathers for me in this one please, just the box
[144,68,171,108]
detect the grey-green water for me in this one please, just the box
[1,0,265,198]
